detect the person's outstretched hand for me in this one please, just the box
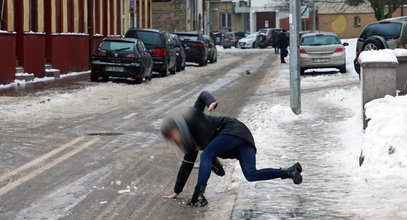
[163,193,178,199]
[208,102,218,113]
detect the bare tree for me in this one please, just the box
[345,0,403,20]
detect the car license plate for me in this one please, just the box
[106,66,124,72]
[313,58,330,63]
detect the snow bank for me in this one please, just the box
[0,71,89,89]
[360,95,407,177]
[359,49,398,63]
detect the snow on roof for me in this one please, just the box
[359,49,398,64]
[318,0,373,14]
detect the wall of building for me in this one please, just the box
[0,0,151,85]
[151,0,187,32]
[318,13,376,38]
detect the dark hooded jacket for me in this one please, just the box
[173,91,256,194]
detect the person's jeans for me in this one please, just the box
[197,135,282,187]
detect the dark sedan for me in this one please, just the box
[125,28,177,77]
[91,37,153,84]
[204,35,217,63]
[174,31,208,66]
[171,34,186,72]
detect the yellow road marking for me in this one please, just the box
[122,112,138,119]
[0,136,85,183]
[0,137,100,197]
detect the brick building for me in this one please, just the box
[0,0,152,85]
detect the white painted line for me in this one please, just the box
[153,99,163,104]
[0,136,85,183]
[0,137,100,197]
[173,89,183,94]
[122,112,138,120]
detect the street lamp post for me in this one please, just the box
[289,0,301,114]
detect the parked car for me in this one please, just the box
[238,32,258,49]
[299,32,349,74]
[211,31,223,45]
[222,32,246,48]
[174,31,208,66]
[91,37,153,84]
[354,17,407,74]
[125,28,176,77]
[170,34,186,72]
[258,28,282,46]
[203,35,217,63]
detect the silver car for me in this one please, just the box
[300,32,349,74]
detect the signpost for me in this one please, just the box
[289,0,301,114]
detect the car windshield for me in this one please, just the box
[259,29,268,34]
[99,41,135,51]
[125,31,163,46]
[178,35,199,41]
[360,22,402,40]
[246,33,257,38]
[224,33,233,38]
[302,35,340,46]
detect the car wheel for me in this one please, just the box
[199,57,206,66]
[170,64,176,75]
[134,76,143,84]
[339,64,347,73]
[176,64,181,72]
[182,60,186,70]
[160,64,168,77]
[252,43,256,48]
[90,72,99,82]
[223,46,227,49]
[300,67,306,75]
[102,76,109,82]
[213,53,217,63]
[362,38,385,51]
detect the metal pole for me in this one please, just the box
[289,0,301,115]
[313,0,316,31]
[88,0,94,64]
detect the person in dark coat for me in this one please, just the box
[272,30,280,54]
[161,91,302,207]
[278,29,288,63]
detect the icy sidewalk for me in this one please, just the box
[226,60,407,219]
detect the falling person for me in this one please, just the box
[161,91,303,207]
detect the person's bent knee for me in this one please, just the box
[243,171,257,182]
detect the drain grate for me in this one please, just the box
[86,132,124,136]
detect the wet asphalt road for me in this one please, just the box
[0,49,277,219]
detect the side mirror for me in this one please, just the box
[343,42,349,46]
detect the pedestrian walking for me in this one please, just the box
[272,31,280,54]
[278,29,288,63]
[161,91,303,207]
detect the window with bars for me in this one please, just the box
[220,13,231,29]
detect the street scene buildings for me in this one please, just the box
[0,0,407,219]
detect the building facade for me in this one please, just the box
[208,0,249,34]
[151,0,204,32]
[0,0,152,85]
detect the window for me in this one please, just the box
[0,0,4,30]
[99,41,135,51]
[29,0,38,32]
[354,16,361,27]
[220,13,231,29]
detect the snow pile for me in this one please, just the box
[0,71,89,89]
[359,49,398,63]
[360,95,407,177]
